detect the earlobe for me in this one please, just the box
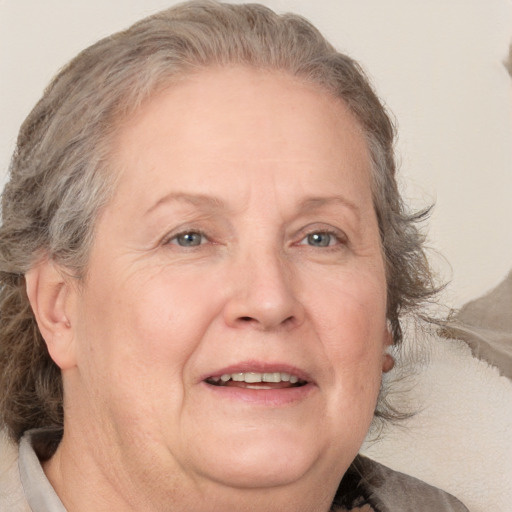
[382,328,395,373]
[25,260,77,370]
[382,352,395,373]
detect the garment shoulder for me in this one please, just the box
[352,455,470,512]
[0,429,32,512]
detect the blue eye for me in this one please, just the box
[306,232,333,247]
[171,232,206,247]
[300,231,342,247]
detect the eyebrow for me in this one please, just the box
[297,196,362,219]
[144,192,227,217]
[145,192,361,219]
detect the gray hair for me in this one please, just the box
[0,0,437,441]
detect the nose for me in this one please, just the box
[222,249,305,331]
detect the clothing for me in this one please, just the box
[333,455,469,511]
[0,429,469,512]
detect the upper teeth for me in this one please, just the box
[213,372,300,384]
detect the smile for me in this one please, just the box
[205,372,307,389]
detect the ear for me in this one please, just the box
[382,327,395,373]
[25,259,77,370]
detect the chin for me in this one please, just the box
[186,426,327,489]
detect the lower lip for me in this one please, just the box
[201,381,316,406]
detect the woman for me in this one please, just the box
[0,1,469,510]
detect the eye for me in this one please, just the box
[169,231,207,247]
[299,231,343,248]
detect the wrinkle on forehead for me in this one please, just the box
[109,66,374,228]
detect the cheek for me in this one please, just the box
[88,266,223,371]
[310,269,387,347]
[308,269,387,400]
[71,268,224,427]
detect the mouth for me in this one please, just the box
[205,371,308,390]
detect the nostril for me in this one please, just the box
[236,315,296,328]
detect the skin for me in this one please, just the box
[28,67,391,511]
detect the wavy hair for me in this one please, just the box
[0,0,438,441]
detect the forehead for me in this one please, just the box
[109,66,372,208]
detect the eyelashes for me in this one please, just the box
[297,229,347,248]
[167,231,208,247]
[162,225,348,252]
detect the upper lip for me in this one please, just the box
[200,361,313,384]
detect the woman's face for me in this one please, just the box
[66,67,389,498]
